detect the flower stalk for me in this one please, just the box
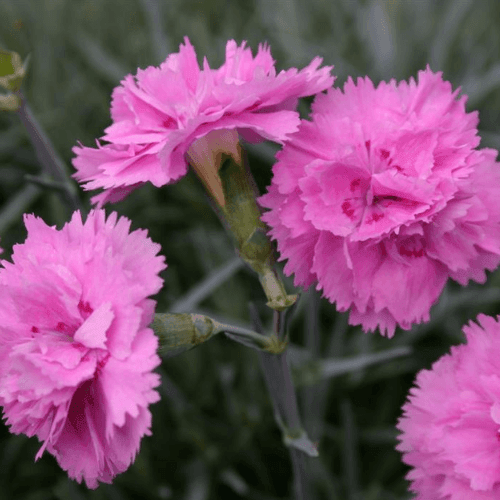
[188,131,313,497]
[249,304,317,500]
[188,133,297,310]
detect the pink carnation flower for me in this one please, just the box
[397,314,500,499]
[259,67,500,336]
[0,210,166,488]
[72,37,334,205]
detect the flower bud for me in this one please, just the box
[152,313,217,358]
[0,50,26,92]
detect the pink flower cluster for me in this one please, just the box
[397,314,500,499]
[259,67,500,336]
[72,37,333,205]
[0,210,166,488]
[34,36,500,496]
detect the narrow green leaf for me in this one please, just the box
[169,257,243,313]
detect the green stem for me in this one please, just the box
[219,322,277,351]
[250,305,316,500]
[15,91,82,212]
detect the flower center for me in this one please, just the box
[78,300,93,320]
[30,299,95,338]
[372,194,402,206]
[397,236,426,258]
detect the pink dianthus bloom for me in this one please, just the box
[259,67,500,336]
[72,37,334,205]
[0,210,166,488]
[397,314,500,499]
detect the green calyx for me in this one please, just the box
[152,313,217,358]
[217,155,297,311]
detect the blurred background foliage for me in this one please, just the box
[1,0,500,499]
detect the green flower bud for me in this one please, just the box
[152,313,217,358]
[0,50,27,92]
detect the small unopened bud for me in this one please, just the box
[152,313,217,358]
[152,312,280,357]
[0,50,27,92]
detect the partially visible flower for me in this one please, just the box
[72,37,334,205]
[259,67,500,336]
[397,314,500,499]
[0,210,166,488]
